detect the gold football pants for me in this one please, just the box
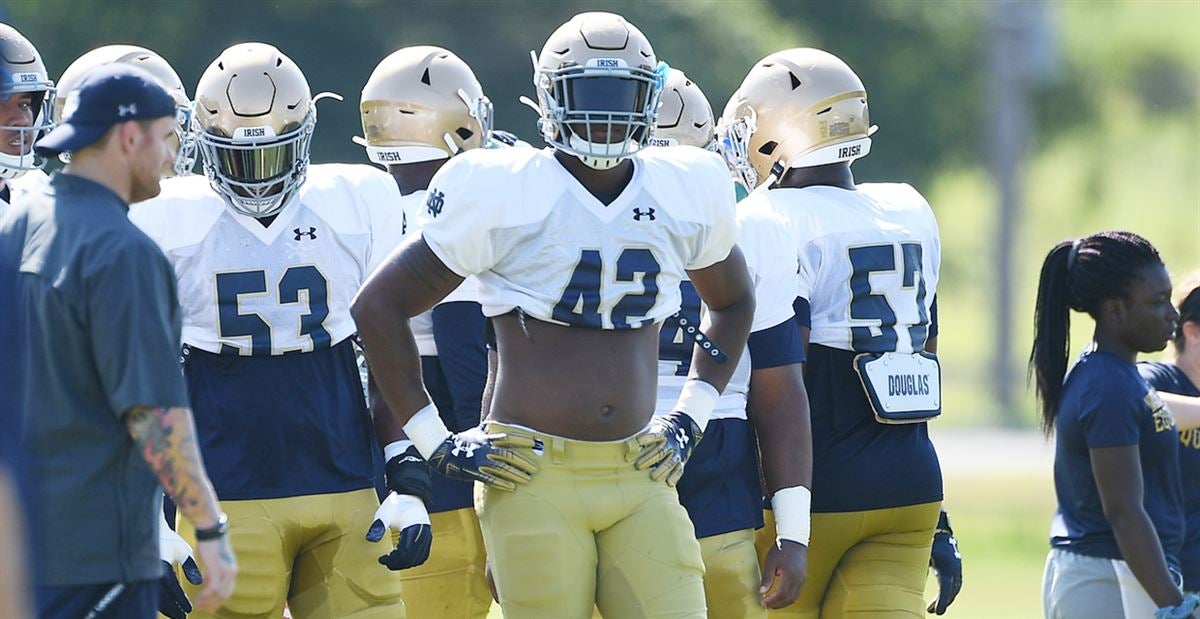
[397,506,491,618]
[177,488,405,619]
[755,501,940,618]
[592,529,764,619]
[478,422,707,619]
[699,529,767,619]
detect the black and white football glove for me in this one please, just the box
[634,412,703,487]
[427,427,540,492]
[366,445,433,571]
[158,516,203,619]
[928,509,963,615]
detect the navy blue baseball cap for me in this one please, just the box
[35,63,176,157]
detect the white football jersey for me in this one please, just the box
[743,183,940,354]
[396,188,479,357]
[655,191,799,420]
[1,168,49,208]
[130,164,406,356]
[418,146,738,330]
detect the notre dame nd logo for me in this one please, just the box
[426,189,445,217]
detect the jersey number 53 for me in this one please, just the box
[216,266,331,356]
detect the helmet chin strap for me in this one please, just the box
[568,133,624,170]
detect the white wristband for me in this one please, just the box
[771,486,812,546]
[401,404,451,460]
[674,379,718,433]
[383,439,414,462]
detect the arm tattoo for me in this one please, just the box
[126,406,219,521]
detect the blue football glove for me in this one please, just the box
[427,427,540,492]
[634,412,702,486]
[158,517,203,619]
[928,509,963,615]
[366,445,434,571]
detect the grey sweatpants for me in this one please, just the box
[1042,548,1162,618]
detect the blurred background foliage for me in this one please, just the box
[3,1,1197,617]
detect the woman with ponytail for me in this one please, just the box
[1139,273,1200,594]
[1033,231,1197,618]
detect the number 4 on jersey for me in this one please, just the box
[552,248,660,329]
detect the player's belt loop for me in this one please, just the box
[551,436,567,464]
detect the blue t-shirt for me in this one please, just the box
[1050,351,1184,568]
[1139,360,1200,589]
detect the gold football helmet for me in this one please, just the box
[527,11,664,170]
[54,45,194,175]
[718,48,875,190]
[194,42,317,218]
[0,23,54,180]
[650,68,715,150]
[357,46,492,165]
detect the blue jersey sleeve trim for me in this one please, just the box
[793,297,811,330]
[929,295,939,339]
[748,318,806,369]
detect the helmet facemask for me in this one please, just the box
[0,85,54,180]
[196,111,315,218]
[717,107,760,191]
[532,53,665,170]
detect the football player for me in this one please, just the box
[353,11,755,618]
[719,48,962,618]
[53,45,195,177]
[649,68,811,617]
[0,23,54,208]
[356,45,493,618]
[129,43,415,618]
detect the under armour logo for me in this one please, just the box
[426,189,445,218]
[633,207,656,221]
[117,103,138,117]
[451,436,478,459]
[675,427,690,448]
[293,226,317,241]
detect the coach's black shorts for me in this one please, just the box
[37,579,157,619]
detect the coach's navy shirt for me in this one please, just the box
[1139,360,1200,589]
[1050,351,1184,568]
[1,173,190,586]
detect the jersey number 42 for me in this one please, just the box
[552,248,661,329]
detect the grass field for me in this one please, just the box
[485,429,1057,618]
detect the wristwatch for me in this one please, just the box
[194,512,229,541]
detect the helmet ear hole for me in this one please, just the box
[455,127,474,140]
[758,141,778,155]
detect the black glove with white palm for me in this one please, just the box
[404,404,540,492]
[367,443,433,571]
[158,512,204,619]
